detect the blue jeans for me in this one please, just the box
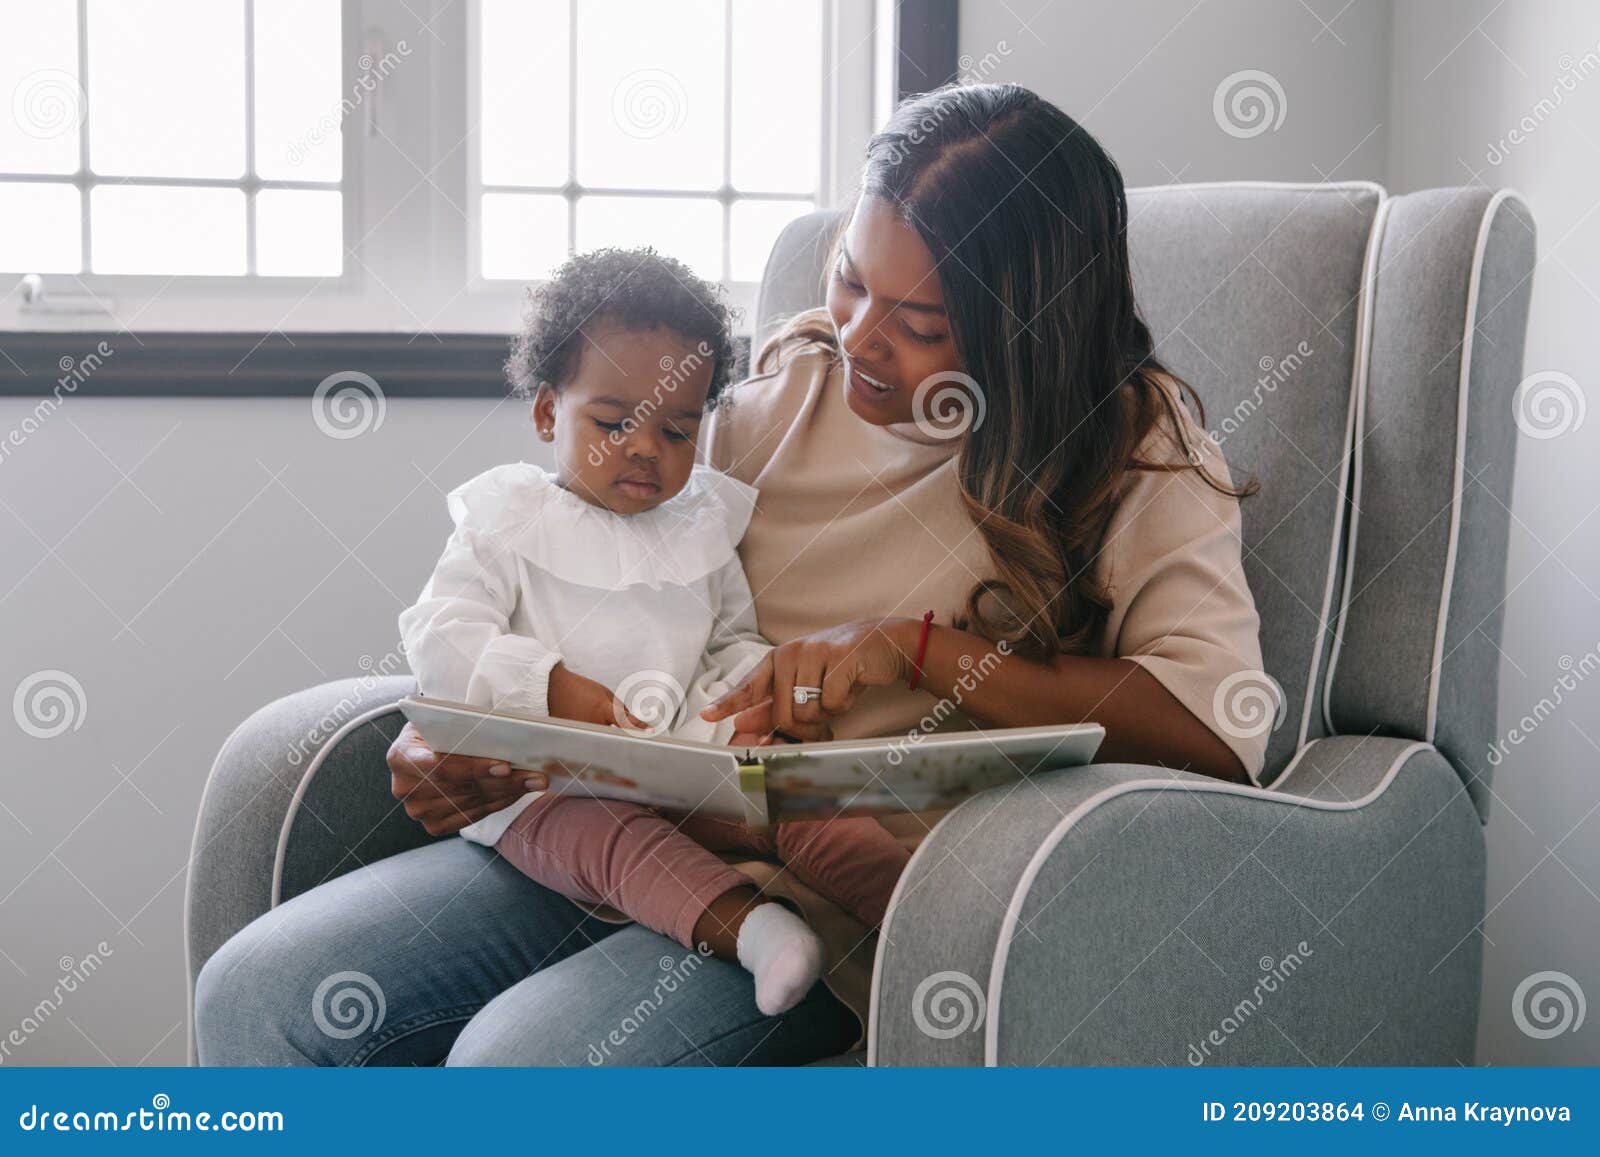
[194,838,860,1066]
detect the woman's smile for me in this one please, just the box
[843,357,900,408]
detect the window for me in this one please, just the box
[0,1,872,335]
[0,0,348,279]
[473,0,824,285]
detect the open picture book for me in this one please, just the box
[400,696,1104,826]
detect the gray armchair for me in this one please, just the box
[186,182,1535,1066]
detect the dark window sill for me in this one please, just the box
[0,332,511,397]
[0,331,753,398]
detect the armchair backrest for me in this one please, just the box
[754,184,1535,813]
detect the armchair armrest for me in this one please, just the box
[868,736,1485,1066]
[184,676,426,1055]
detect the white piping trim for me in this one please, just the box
[1301,193,1391,749]
[1425,190,1525,742]
[180,710,260,1066]
[270,701,407,908]
[866,804,958,1066]
[982,738,1434,1065]
[1320,195,1393,737]
[1265,734,1320,792]
[1129,179,1387,197]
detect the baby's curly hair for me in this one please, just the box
[506,247,737,407]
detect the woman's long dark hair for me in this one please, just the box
[760,83,1249,661]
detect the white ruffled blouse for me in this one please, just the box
[398,462,773,844]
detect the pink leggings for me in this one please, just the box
[496,794,911,949]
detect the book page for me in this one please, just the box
[758,725,1102,820]
[401,698,767,824]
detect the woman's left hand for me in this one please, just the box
[702,618,917,739]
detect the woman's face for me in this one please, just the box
[826,195,962,426]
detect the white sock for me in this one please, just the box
[735,902,826,1016]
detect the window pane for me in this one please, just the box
[0,182,81,272]
[254,0,342,181]
[480,0,568,187]
[729,199,813,282]
[256,188,342,276]
[730,0,820,193]
[87,0,245,178]
[0,0,81,174]
[480,192,569,280]
[91,185,245,274]
[574,0,723,191]
[576,196,721,280]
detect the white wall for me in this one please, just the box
[959,0,1392,186]
[0,394,544,1063]
[1387,0,1600,1067]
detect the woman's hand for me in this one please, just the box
[702,618,917,739]
[548,663,646,729]
[387,722,547,837]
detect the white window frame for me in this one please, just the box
[467,0,830,291]
[2,0,365,321]
[2,0,875,336]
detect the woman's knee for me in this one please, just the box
[445,989,576,1067]
[194,914,321,1066]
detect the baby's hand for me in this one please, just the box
[548,663,647,729]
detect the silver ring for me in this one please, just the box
[792,685,823,705]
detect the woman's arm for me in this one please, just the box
[888,619,1248,782]
[387,722,548,837]
[702,617,1248,783]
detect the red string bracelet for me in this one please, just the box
[906,610,935,691]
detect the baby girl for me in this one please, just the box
[399,248,909,1015]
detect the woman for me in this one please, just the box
[194,84,1265,1066]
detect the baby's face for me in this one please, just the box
[533,320,714,515]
